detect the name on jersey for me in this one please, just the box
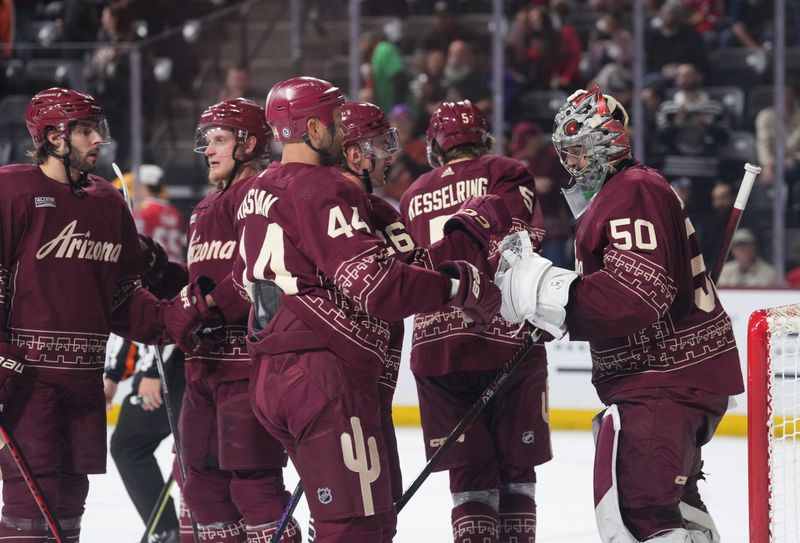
[406,177,488,220]
[187,231,236,265]
[36,220,122,263]
[236,188,279,221]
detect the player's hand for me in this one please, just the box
[139,234,169,286]
[103,378,118,409]
[0,343,25,408]
[439,260,501,330]
[137,377,163,412]
[443,194,512,247]
[163,277,224,353]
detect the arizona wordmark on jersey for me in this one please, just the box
[36,220,123,263]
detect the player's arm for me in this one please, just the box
[304,187,498,323]
[565,188,682,341]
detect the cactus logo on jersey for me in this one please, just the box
[340,416,381,516]
[36,220,122,263]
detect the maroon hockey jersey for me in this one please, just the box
[399,155,546,376]
[184,178,256,381]
[0,164,165,377]
[234,162,462,373]
[566,162,744,402]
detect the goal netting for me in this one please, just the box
[748,303,800,543]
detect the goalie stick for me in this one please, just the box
[112,162,200,543]
[710,163,761,283]
[395,328,541,512]
[0,414,66,542]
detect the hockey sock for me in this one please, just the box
[245,518,301,543]
[499,486,536,543]
[451,500,499,543]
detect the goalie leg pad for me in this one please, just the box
[593,405,639,543]
[679,502,720,543]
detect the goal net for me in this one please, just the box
[748,304,800,543]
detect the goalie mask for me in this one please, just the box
[552,86,631,218]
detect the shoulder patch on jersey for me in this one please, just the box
[441,166,454,177]
[34,196,56,208]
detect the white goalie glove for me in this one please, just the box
[494,231,579,338]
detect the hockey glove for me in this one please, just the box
[138,234,169,285]
[439,260,501,330]
[494,250,578,338]
[443,195,512,247]
[0,343,25,407]
[164,277,225,354]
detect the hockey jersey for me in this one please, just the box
[566,162,744,402]
[0,164,165,378]
[399,154,546,376]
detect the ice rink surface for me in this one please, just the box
[62,427,750,542]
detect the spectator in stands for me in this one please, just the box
[722,0,786,49]
[506,5,582,90]
[718,228,779,287]
[86,0,138,165]
[441,39,491,112]
[755,80,800,192]
[697,181,734,267]
[409,48,447,134]
[656,63,729,173]
[290,0,328,65]
[217,64,257,102]
[62,0,103,45]
[645,0,709,84]
[421,0,476,54]
[360,30,408,114]
[684,0,724,46]
[640,80,667,163]
[383,104,430,203]
[508,121,573,267]
[587,12,634,79]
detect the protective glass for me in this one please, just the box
[360,127,400,159]
[70,116,112,145]
[194,125,240,154]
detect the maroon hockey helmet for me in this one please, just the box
[426,100,489,154]
[341,101,400,158]
[25,87,111,148]
[194,98,270,158]
[264,76,345,143]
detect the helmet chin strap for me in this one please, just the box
[48,139,87,197]
[222,142,243,192]
[343,158,376,193]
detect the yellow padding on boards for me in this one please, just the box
[108,406,747,436]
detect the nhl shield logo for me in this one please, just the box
[522,431,534,444]
[317,487,333,505]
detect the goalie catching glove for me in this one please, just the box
[443,194,512,247]
[163,277,225,353]
[494,231,579,338]
[0,343,25,407]
[439,260,502,331]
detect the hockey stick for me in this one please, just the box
[111,163,200,543]
[0,415,66,542]
[710,163,761,283]
[139,474,175,543]
[152,347,200,543]
[270,480,304,542]
[395,329,541,513]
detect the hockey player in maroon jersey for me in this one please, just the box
[0,88,175,542]
[336,101,512,529]
[234,77,504,542]
[496,87,744,543]
[398,100,551,543]
[166,98,300,543]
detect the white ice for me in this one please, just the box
[64,427,749,542]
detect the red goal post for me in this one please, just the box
[748,304,800,543]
